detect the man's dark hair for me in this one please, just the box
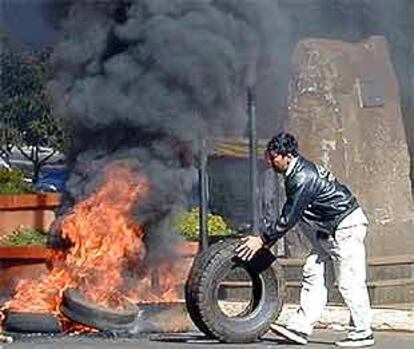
[266,132,299,157]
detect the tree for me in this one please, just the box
[0,46,65,182]
[0,31,14,169]
[0,115,17,169]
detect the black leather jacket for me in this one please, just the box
[261,156,359,244]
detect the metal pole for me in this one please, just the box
[247,87,259,234]
[198,136,209,251]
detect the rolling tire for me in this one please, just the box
[60,288,138,332]
[185,239,285,343]
[185,241,228,337]
[185,239,256,335]
[3,311,62,333]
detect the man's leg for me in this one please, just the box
[287,252,329,334]
[270,244,329,344]
[332,225,373,347]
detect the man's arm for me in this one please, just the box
[261,173,314,244]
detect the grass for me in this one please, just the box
[0,168,34,194]
[0,227,47,246]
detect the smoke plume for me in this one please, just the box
[49,0,279,251]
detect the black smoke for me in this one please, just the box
[49,0,280,251]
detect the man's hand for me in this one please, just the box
[235,235,264,261]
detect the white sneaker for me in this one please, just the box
[335,334,375,347]
[269,324,308,345]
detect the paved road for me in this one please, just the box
[3,330,414,349]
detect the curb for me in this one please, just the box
[276,304,414,332]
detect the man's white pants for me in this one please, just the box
[286,211,373,338]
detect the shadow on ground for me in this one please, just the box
[150,333,334,346]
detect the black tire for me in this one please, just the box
[60,288,139,332]
[3,311,62,333]
[185,239,285,343]
[186,239,264,333]
[186,240,263,339]
[185,241,228,337]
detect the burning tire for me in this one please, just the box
[3,311,62,333]
[60,288,139,332]
[185,239,285,343]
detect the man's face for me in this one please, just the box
[266,151,290,173]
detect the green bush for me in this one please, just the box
[0,227,47,246]
[173,207,233,241]
[0,168,33,194]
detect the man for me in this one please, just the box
[236,132,373,347]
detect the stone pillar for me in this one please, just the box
[287,36,414,257]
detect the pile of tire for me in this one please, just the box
[60,288,139,332]
[185,239,285,343]
[2,311,62,333]
[2,289,140,334]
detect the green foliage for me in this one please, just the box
[0,46,66,181]
[0,168,33,194]
[0,227,47,246]
[173,207,232,241]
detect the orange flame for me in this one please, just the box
[2,164,186,328]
